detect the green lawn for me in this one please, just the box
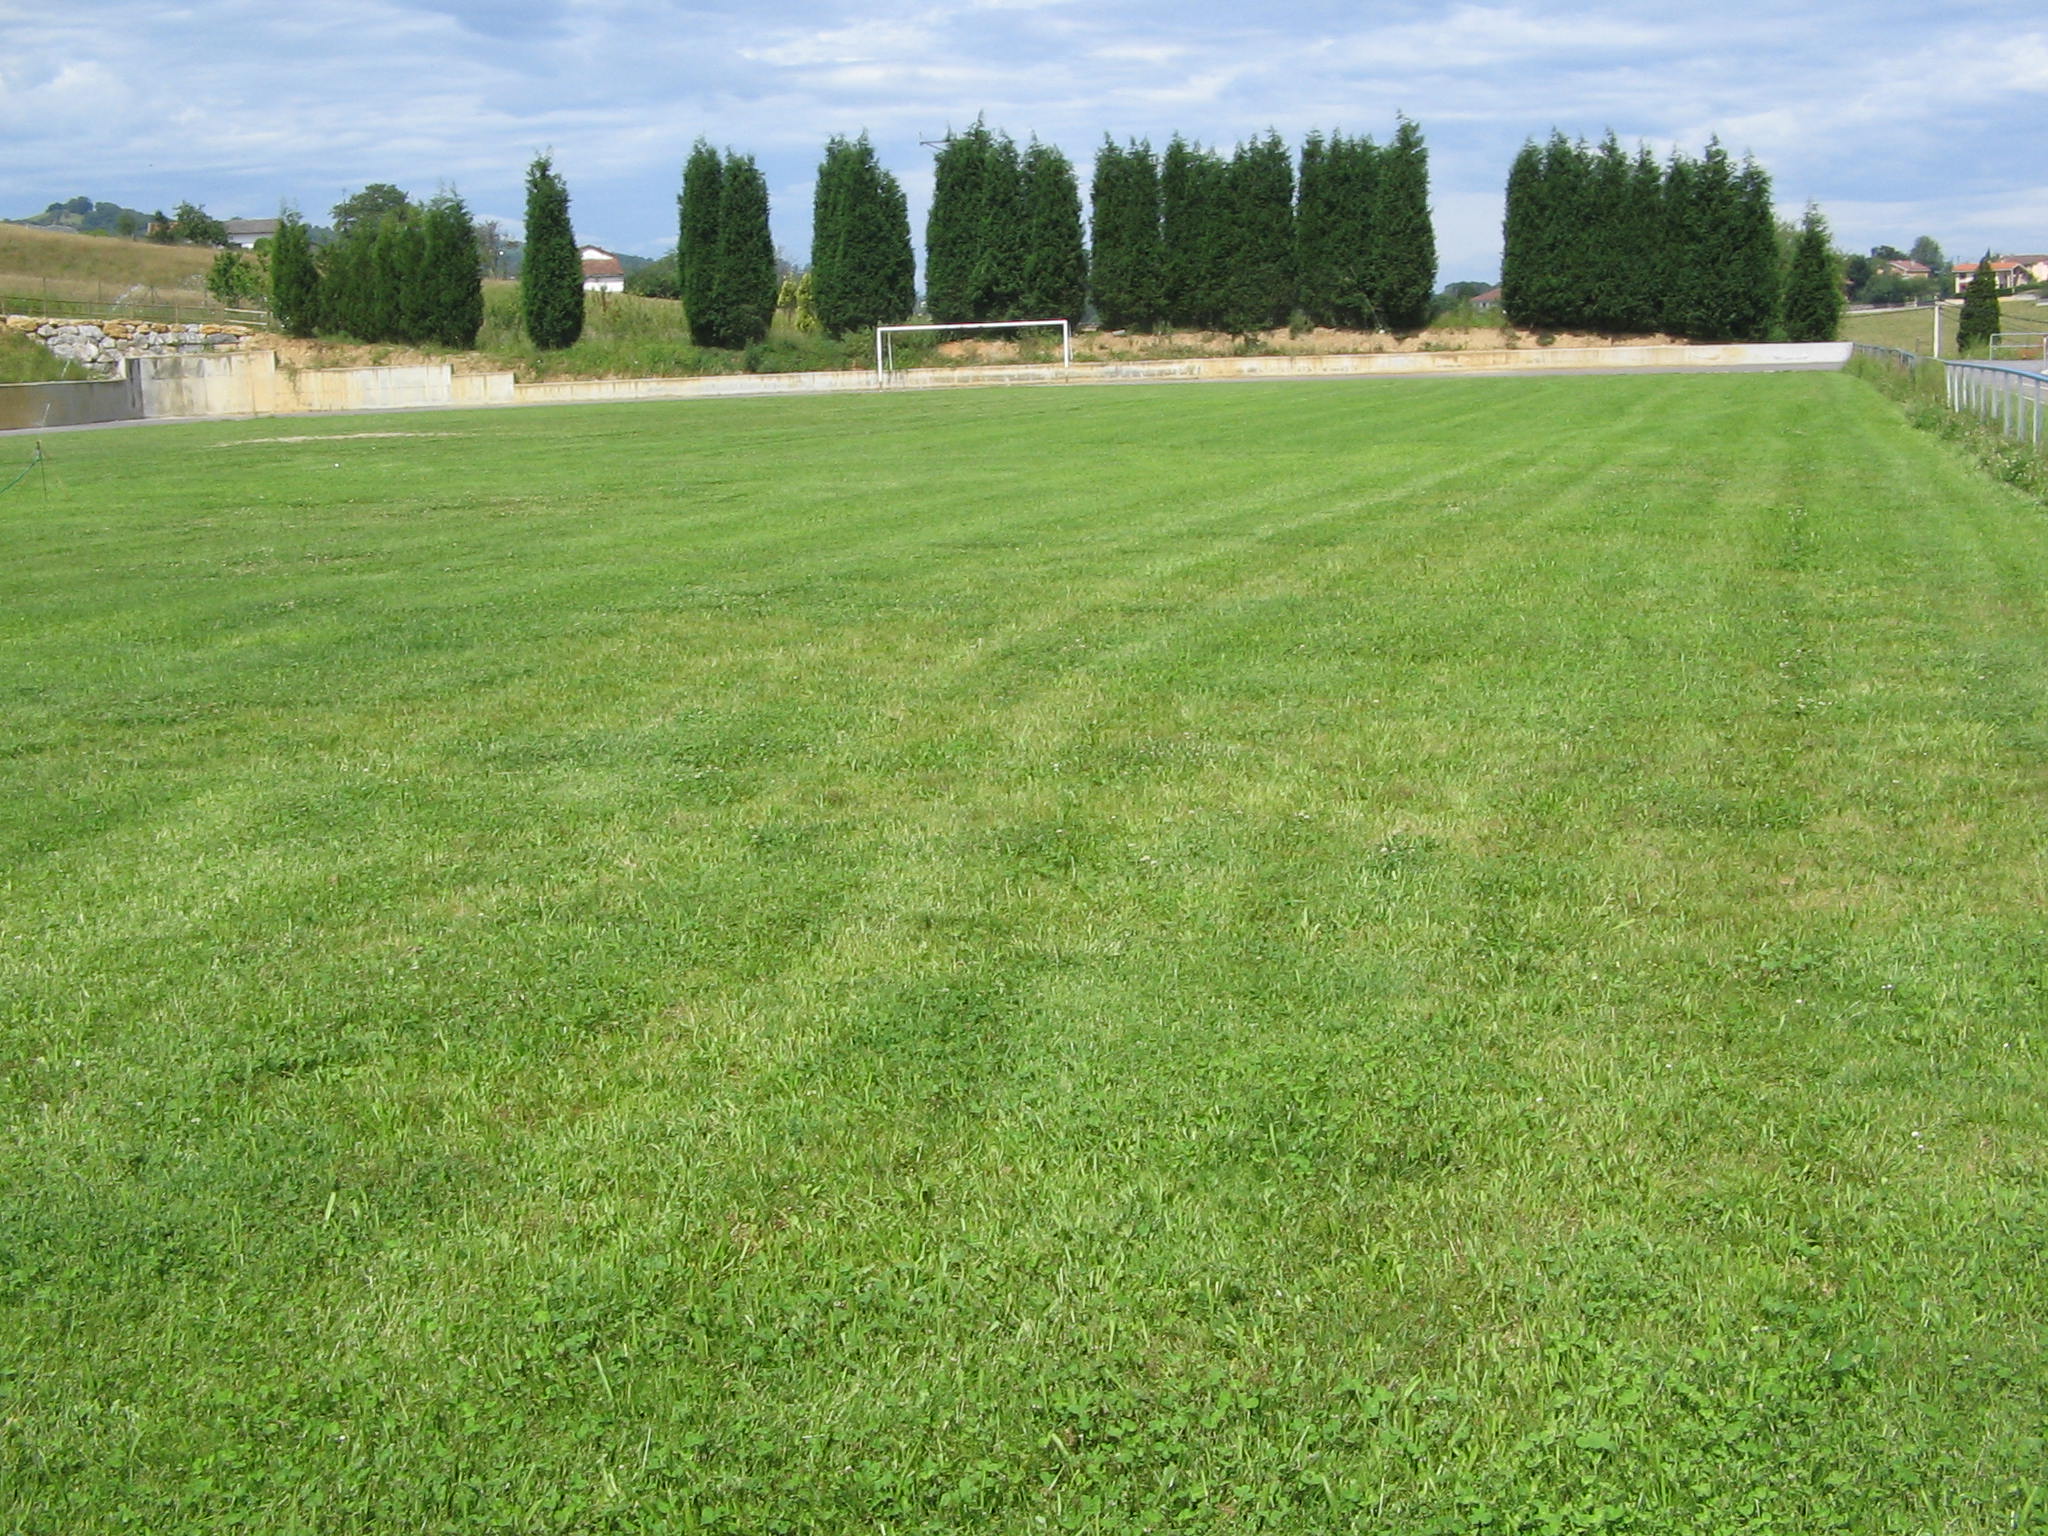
[4,375,2046,1533]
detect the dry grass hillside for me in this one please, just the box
[0,222,215,307]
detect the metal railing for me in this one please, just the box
[1944,357,2048,446]
[1990,332,2048,361]
[1849,342,1932,374]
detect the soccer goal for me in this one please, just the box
[873,320,1072,384]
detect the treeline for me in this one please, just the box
[795,115,1435,339]
[924,122,1088,326]
[1092,120,1434,333]
[1501,133,1838,341]
[268,191,484,348]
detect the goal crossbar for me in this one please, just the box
[874,320,1072,383]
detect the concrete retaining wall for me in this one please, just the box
[3,341,1854,430]
[0,365,142,430]
[135,351,517,418]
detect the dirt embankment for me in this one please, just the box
[931,324,1678,365]
[256,333,508,374]
[250,321,1684,380]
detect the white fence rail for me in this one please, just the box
[1945,358,2048,447]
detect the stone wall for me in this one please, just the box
[4,315,254,372]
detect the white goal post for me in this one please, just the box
[873,319,1072,383]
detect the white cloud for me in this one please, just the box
[0,0,2042,279]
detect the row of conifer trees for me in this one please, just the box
[788,117,1436,339]
[269,193,483,347]
[1501,134,1782,341]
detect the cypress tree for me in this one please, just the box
[1957,250,2002,354]
[1729,156,1780,341]
[318,229,364,339]
[1584,133,1632,331]
[1297,131,1338,327]
[1330,134,1380,329]
[926,121,990,323]
[1161,136,1228,329]
[1089,137,1162,330]
[1538,132,1592,329]
[395,215,432,343]
[1220,130,1294,334]
[1159,135,1199,328]
[811,134,913,337]
[680,140,724,346]
[974,128,1025,320]
[1018,139,1086,323]
[1661,148,1702,336]
[705,152,776,347]
[268,209,322,338]
[422,191,484,347]
[367,214,407,342]
[1500,139,1542,329]
[1619,145,1666,333]
[811,138,848,325]
[521,153,583,350]
[1781,203,1843,343]
[1370,116,1435,331]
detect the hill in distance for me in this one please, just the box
[11,197,160,236]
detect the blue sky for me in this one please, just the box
[3,0,2044,282]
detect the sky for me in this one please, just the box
[3,0,2044,284]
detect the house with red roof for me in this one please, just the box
[1951,259,2027,294]
[579,245,625,294]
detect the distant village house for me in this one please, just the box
[580,246,624,294]
[1951,259,2027,294]
[225,218,280,249]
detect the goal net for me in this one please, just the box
[874,320,1072,383]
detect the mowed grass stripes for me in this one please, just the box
[3,374,2045,1533]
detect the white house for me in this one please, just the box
[579,246,625,294]
[224,218,281,249]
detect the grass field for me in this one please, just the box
[4,374,2047,1533]
[0,221,216,310]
